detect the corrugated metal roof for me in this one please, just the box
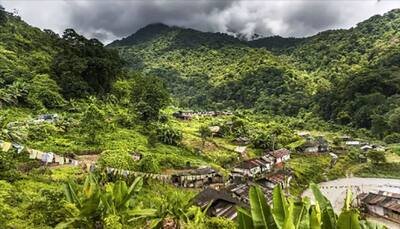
[193,188,247,219]
[235,158,268,169]
[360,192,400,213]
[267,148,291,158]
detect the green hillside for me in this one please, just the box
[110,10,400,140]
[285,9,400,138]
[110,23,317,115]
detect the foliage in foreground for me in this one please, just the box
[238,184,387,229]
[58,175,156,228]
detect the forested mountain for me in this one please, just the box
[0,9,124,109]
[284,9,400,138]
[1,6,399,140]
[109,23,316,116]
[110,9,400,140]
[0,10,61,108]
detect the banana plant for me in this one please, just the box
[58,174,156,228]
[149,193,211,229]
[238,184,387,229]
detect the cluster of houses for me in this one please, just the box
[192,149,292,220]
[231,148,291,179]
[297,132,330,153]
[341,135,386,152]
[358,191,400,224]
[192,188,247,220]
[296,132,386,154]
[192,169,293,220]
[173,111,233,120]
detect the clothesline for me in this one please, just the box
[0,139,173,183]
[0,140,223,184]
[105,167,172,183]
[0,140,80,165]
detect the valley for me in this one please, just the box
[0,5,400,229]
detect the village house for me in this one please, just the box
[192,188,247,220]
[316,136,329,152]
[338,135,352,142]
[234,146,247,157]
[267,148,291,165]
[225,181,273,205]
[172,111,192,120]
[360,145,374,152]
[232,136,250,146]
[261,154,275,167]
[225,183,251,204]
[299,136,329,153]
[302,141,319,153]
[358,192,400,224]
[345,140,361,147]
[171,167,223,188]
[232,158,272,178]
[263,172,293,190]
[373,145,386,152]
[173,111,232,120]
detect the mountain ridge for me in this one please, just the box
[109,9,400,137]
[109,8,400,54]
[1,6,399,139]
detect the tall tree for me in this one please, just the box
[199,126,212,150]
[131,75,170,122]
[80,100,107,144]
[52,29,123,98]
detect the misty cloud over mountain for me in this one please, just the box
[1,0,400,43]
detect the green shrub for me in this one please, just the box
[158,155,189,169]
[384,133,400,144]
[156,124,182,146]
[80,102,108,144]
[27,189,69,227]
[27,122,61,141]
[98,150,135,170]
[0,151,21,182]
[205,217,236,229]
[26,74,65,109]
[251,131,274,150]
[367,150,386,164]
[0,180,17,225]
[136,156,160,173]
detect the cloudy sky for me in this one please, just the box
[1,0,400,44]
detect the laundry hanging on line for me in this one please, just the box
[12,143,24,154]
[1,141,12,152]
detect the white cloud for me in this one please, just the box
[1,0,399,43]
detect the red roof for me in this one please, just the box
[236,158,268,169]
[268,148,290,158]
